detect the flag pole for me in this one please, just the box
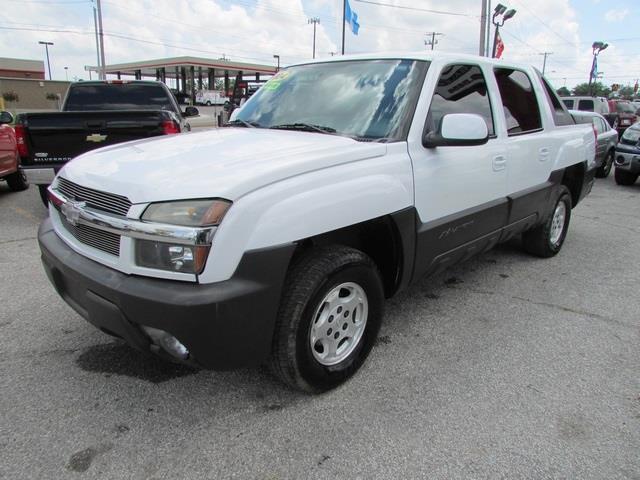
[341,0,346,55]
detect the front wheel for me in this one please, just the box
[595,150,614,178]
[270,246,384,393]
[522,185,572,258]
[614,168,638,186]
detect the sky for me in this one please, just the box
[1,0,639,90]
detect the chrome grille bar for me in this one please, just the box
[57,177,132,216]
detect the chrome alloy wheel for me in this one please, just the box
[309,282,368,366]
[549,201,566,246]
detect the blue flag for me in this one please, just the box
[344,0,360,35]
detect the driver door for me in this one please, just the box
[408,63,509,280]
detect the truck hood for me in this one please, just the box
[59,128,387,204]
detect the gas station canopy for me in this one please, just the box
[86,56,278,103]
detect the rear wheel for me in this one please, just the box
[205,101,212,106]
[614,168,638,186]
[522,185,572,258]
[595,150,614,178]
[270,246,384,393]
[5,166,28,192]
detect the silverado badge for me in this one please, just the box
[86,133,107,143]
[61,200,85,226]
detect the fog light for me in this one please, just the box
[141,326,189,360]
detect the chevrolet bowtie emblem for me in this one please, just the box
[61,200,85,226]
[86,133,107,143]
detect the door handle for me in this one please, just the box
[539,147,551,162]
[492,155,506,171]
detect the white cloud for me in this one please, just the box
[0,0,638,90]
[604,8,629,23]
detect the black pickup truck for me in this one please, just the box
[16,80,199,203]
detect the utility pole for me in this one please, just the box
[425,32,443,50]
[64,66,68,81]
[308,18,320,59]
[96,0,106,79]
[479,0,487,56]
[273,54,280,72]
[341,0,346,55]
[38,41,54,80]
[93,5,101,78]
[485,0,492,56]
[539,52,552,75]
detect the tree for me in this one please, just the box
[572,82,611,97]
[617,85,635,99]
[556,86,571,97]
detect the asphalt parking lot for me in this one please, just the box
[0,175,638,479]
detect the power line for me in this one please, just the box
[353,0,478,18]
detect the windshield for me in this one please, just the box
[616,102,635,114]
[621,124,640,144]
[234,59,428,141]
[64,84,175,111]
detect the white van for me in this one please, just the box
[195,90,227,106]
[561,96,610,115]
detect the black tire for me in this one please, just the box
[205,101,212,106]
[522,185,572,258]
[595,150,614,178]
[270,246,384,393]
[5,166,28,192]
[614,168,638,186]
[38,184,49,205]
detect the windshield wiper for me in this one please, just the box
[224,119,262,128]
[269,123,337,135]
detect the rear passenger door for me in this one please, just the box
[409,63,508,280]
[492,68,554,224]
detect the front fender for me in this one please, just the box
[198,144,414,283]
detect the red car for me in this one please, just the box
[0,111,28,192]
[608,100,638,137]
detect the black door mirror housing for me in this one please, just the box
[183,106,199,117]
[0,111,13,125]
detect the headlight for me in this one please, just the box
[141,199,231,226]
[136,199,231,274]
[136,240,210,274]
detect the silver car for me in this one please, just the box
[570,110,618,178]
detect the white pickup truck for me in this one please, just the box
[39,53,596,392]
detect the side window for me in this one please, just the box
[494,68,542,135]
[578,99,595,112]
[598,117,609,132]
[538,74,574,126]
[562,99,574,109]
[426,64,495,136]
[592,117,604,134]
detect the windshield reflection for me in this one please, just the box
[235,59,428,141]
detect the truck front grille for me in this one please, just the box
[60,214,121,257]
[57,177,132,216]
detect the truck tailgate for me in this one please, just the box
[20,110,172,166]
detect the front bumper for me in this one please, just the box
[39,218,295,369]
[614,149,640,174]
[22,166,57,185]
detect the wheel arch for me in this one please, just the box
[291,209,416,299]
[560,162,586,208]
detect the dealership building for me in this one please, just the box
[0,57,45,79]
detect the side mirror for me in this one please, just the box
[423,113,489,148]
[183,106,199,117]
[0,111,13,125]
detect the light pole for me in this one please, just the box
[491,4,516,58]
[588,41,608,96]
[64,66,68,81]
[273,54,280,72]
[38,41,54,80]
[308,18,320,59]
